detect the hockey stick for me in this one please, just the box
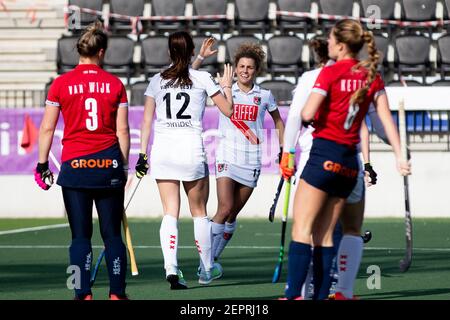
[90,177,142,286]
[272,149,295,283]
[269,177,284,222]
[397,89,413,272]
[362,230,372,244]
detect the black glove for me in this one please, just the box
[302,120,313,128]
[364,163,377,185]
[34,161,54,190]
[135,153,149,179]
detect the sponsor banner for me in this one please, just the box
[0,107,293,175]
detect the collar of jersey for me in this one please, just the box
[335,58,359,66]
[233,82,260,95]
[75,64,102,71]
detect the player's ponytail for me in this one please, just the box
[77,21,108,57]
[351,30,380,105]
[161,31,194,88]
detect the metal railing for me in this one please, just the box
[0,90,47,109]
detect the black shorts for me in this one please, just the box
[300,138,359,198]
[57,143,126,189]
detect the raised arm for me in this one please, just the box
[211,63,234,118]
[192,37,218,70]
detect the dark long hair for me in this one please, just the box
[309,36,329,67]
[161,31,194,88]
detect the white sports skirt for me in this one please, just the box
[150,132,209,181]
[215,161,260,188]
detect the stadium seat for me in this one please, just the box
[400,0,437,36]
[258,80,295,105]
[193,36,219,75]
[318,0,354,33]
[387,79,424,86]
[109,0,145,34]
[193,0,228,39]
[267,35,304,83]
[57,36,79,74]
[103,36,135,85]
[360,0,396,35]
[151,0,187,34]
[140,36,170,80]
[437,34,450,79]
[276,0,312,39]
[234,0,270,38]
[431,79,450,86]
[130,81,149,106]
[225,35,261,63]
[68,0,103,32]
[394,34,431,83]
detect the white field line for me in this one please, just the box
[0,245,450,252]
[0,223,69,236]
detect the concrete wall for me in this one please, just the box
[1,151,449,218]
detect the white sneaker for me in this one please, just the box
[166,267,188,290]
[198,270,213,285]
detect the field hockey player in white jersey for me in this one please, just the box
[195,40,285,276]
[135,31,234,289]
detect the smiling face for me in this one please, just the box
[236,57,257,87]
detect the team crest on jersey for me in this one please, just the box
[253,96,261,105]
[217,163,227,172]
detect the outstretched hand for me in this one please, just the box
[199,37,218,59]
[217,64,234,89]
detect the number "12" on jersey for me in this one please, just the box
[163,92,192,120]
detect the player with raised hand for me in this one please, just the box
[35,21,130,300]
[195,39,285,275]
[136,31,234,289]
[280,19,411,300]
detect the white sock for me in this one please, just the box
[211,222,225,261]
[215,221,237,259]
[194,216,212,272]
[159,215,179,275]
[335,235,364,298]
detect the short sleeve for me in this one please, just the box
[118,83,128,108]
[267,91,278,112]
[201,72,221,97]
[46,78,61,107]
[144,75,159,98]
[372,73,386,100]
[311,66,334,97]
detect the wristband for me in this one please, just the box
[197,55,205,61]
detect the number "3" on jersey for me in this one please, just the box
[85,98,98,131]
